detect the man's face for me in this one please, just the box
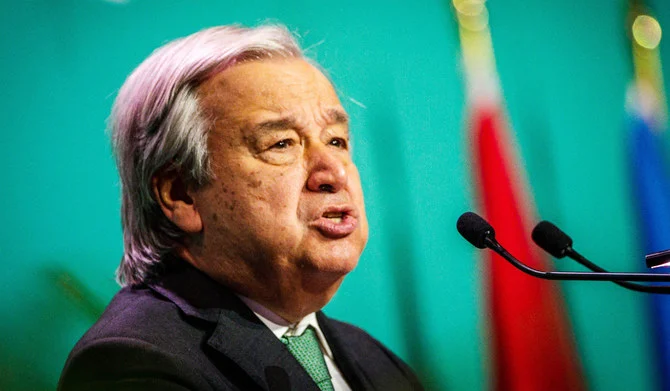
[192,58,368,302]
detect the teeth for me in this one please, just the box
[323,212,344,223]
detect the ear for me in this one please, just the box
[152,170,203,233]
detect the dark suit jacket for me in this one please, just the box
[58,262,423,391]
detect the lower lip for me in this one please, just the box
[311,214,358,238]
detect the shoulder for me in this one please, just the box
[58,286,216,391]
[76,285,211,348]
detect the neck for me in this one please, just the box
[239,270,345,323]
[177,247,345,323]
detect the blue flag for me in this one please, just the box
[630,111,670,390]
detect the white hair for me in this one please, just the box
[111,25,303,286]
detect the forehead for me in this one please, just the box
[197,58,342,119]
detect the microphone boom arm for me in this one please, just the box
[565,247,670,293]
[485,237,670,282]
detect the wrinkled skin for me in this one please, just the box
[161,58,368,322]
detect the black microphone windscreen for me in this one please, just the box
[532,220,573,258]
[457,212,495,249]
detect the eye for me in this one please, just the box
[271,139,296,149]
[329,137,349,149]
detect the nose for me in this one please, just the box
[306,145,348,193]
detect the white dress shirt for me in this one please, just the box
[238,296,352,391]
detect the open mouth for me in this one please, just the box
[311,207,358,238]
[323,211,345,223]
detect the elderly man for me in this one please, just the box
[58,25,422,391]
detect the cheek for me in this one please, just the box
[349,168,369,234]
[348,168,366,205]
[244,169,304,216]
[200,163,306,232]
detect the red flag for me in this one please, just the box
[471,102,586,391]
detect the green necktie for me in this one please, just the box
[281,326,335,391]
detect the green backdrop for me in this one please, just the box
[2,0,670,390]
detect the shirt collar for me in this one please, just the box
[237,295,334,359]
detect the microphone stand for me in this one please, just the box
[561,247,670,293]
[483,236,670,282]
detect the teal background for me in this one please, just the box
[2,0,670,390]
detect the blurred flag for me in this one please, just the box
[453,1,585,389]
[626,5,670,390]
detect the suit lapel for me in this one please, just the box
[149,262,320,391]
[317,312,373,391]
[207,302,320,391]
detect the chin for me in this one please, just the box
[304,233,365,269]
[296,250,358,283]
[322,257,359,274]
[306,248,361,273]
[299,268,347,303]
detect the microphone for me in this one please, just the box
[531,221,573,259]
[456,211,670,282]
[457,211,495,249]
[532,220,670,294]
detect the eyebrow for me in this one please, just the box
[252,108,349,134]
[325,108,349,124]
[255,117,299,132]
